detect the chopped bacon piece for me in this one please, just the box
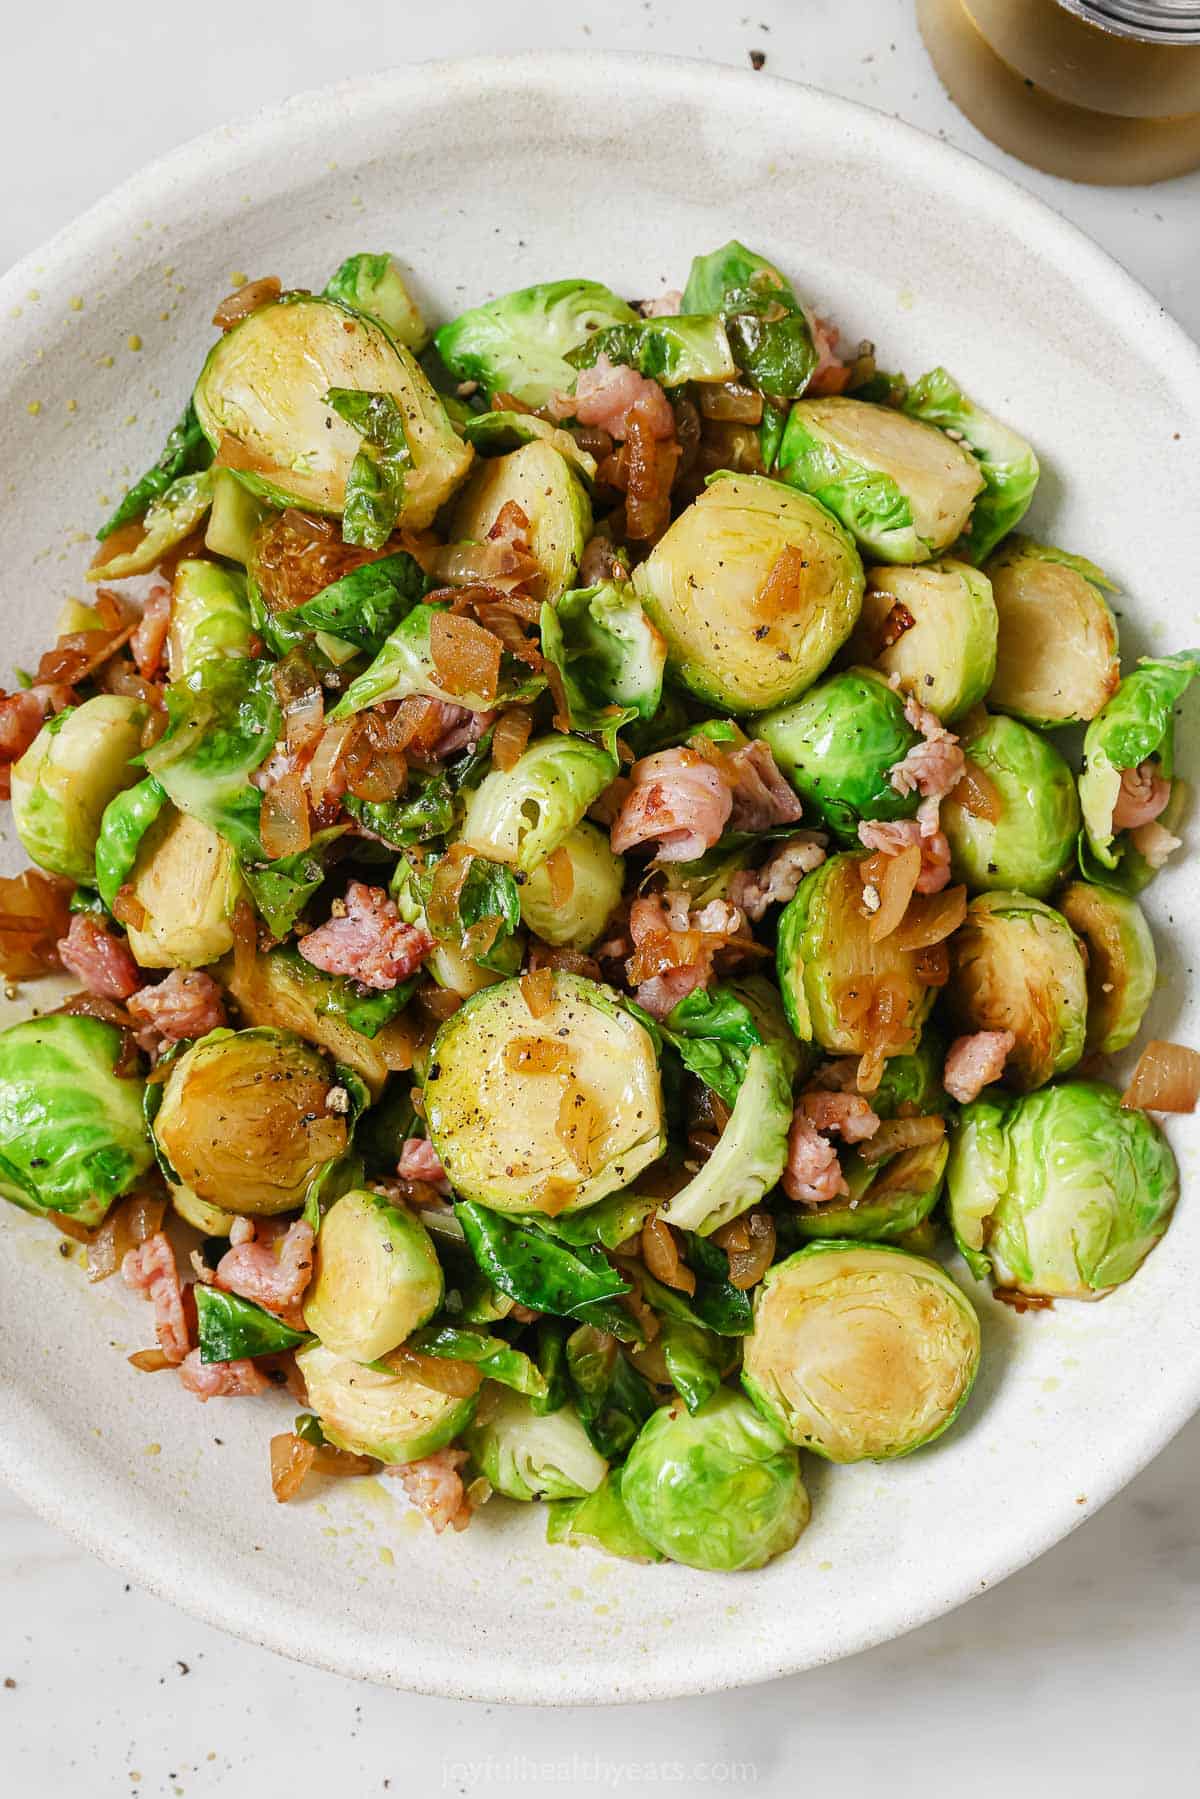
[640,289,683,318]
[397,1137,449,1189]
[431,704,495,760]
[627,890,750,1017]
[943,1030,1015,1104]
[1112,761,1172,832]
[799,1090,881,1143]
[298,881,434,990]
[122,1231,190,1365]
[567,354,675,441]
[387,1448,473,1534]
[729,833,828,922]
[178,1348,270,1401]
[805,314,852,396]
[890,696,966,803]
[126,968,227,1044]
[57,912,142,1002]
[131,582,172,680]
[724,741,805,833]
[610,748,733,861]
[859,797,952,895]
[782,1112,848,1206]
[215,1218,315,1328]
[0,682,75,763]
[1131,817,1181,870]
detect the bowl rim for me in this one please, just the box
[2,48,1199,1706]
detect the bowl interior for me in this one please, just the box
[2,53,1199,1704]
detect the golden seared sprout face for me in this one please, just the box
[124,809,241,970]
[154,1028,349,1216]
[631,473,865,712]
[10,695,146,885]
[517,822,625,951]
[857,560,997,721]
[1058,881,1157,1055]
[941,713,1080,898]
[949,892,1088,1091]
[985,538,1120,727]
[303,1189,443,1363]
[742,1245,980,1462]
[296,1343,477,1465]
[423,973,665,1215]
[448,439,591,602]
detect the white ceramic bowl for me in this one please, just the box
[2,53,1199,1706]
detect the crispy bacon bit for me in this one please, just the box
[37,611,138,688]
[611,748,733,861]
[1130,817,1181,870]
[727,833,828,922]
[430,610,502,705]
[122,1231,190,1365]
[723,740,804,833]
[799,1090,881,1143]
[0,683,76,787]
[805,314,852,395]
[126,969,227,1046]
[397,1137,449,1189]
[181,1349,271,1401]
[298,881,433,990]
[215,1219,315,1327]
[212,275,282,329]
[890,696,965,802]
[859,797,952,895]
[641,1215,697,1294]
[782,1111,848,1205]
[490,705,533,771]
[570,355,675,441]
[943,1030,1016,1104]
[0,869,74,979]
[387,1448,473,1533]
[1112,760,1172,832]
[1122,1039,1200,1114]
[130,583,172,680]
[57,911,142,1002]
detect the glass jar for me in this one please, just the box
[919,0,1200,181]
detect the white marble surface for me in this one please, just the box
[3,1,1200,1792]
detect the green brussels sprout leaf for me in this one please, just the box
[144,658,281,861]
[323,387,412,549]
[95,776,170,911]
[682,240,818,399]
[195,1285,312,1363]
[565,314,735,387]
[97,399,214,541]
[89,470,216,583]
[565,1324,659,1459]
[900,367,1039,564]
[324,251,429,351]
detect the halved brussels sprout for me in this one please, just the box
[682,239,818,400]
[853,560,997,721]
[303,1188,442,1362]
[518,821,625,951]
[899,367,1039,564]
[790,1135,948,1244]
[620,1389,809,1572]
[448,440,591,602]
[545,581,667,731]
[947,1081,1178,1299]
[193,295,472,528]
[87,470,215,582]
[168,559,254,680]
[324,251,429,351]
[464,1386,607,1501]
[1079,653,1200,874]
[985,538,1120,727]
[434,279,638,409]
[657,1045,793,1236]
[752,667,920,843]
[546,1469,664,1562]
[1058,881,1157,1055]
[458,735,616,874]
[221,945,415,1098]
[10,695,147,884]
[948,892,1087,1091]
[0,1015,153,1226]
[742,1243,980,1461]
[124,808,243,969]
[776,852,935,1056]
[204,468,269,567]
[869,1030,949,1118]
[153,1027,350,1216]
[332,600,543,719]
[940,713,1079,898]
[296,1342,476,1464]
[775,397,984,564]
[630,473,864,712]
[423,973,665,1216]
[171,1183,236,1237]
[462,411,597,484]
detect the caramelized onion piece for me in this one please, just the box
[429,612,502,704]
[0,869,73,979]
[865,845,922,942]
[953,758,1003,822]
[545,845,575,907]
[641,1215,696,1295]
[698,382,764,424]
[712,1210,776,1290]
[858,1114,947,1165]
[310,1444,374,1478]
[504,1036,569,1075]
[212,275,282,329]
[519,967,555,1019]
[47,1210,93,1244]
[752,544,811,623]
[128,1348,174,1373]
[260,770,312,859]
[1122,1039,1200,1114]
[890,885,968,952]
[382,1346,483,1398]
[490,706,533,772]
[271,1431,318,1503]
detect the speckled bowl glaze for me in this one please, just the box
[1,53,1199,1706]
